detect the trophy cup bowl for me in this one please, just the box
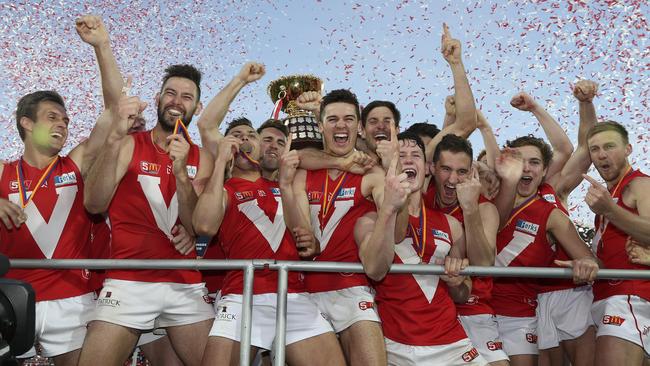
[268,75,324,150]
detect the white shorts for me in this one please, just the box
[209,292,333,350]
[310,286,380,333]
[459,314,509,363]
[537,285,594,350]
[592,295,650,355]
[495,315,538,356]
[385,337,488,366]
[94,279,215,330]
[19,292,96,358]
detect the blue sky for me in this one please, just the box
[0,0,647,225]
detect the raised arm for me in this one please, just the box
[70,15,126,175]
[442,95,456,129]
[84,96,144,214]
[197,62,265,155]
[355,157,409,281]
[510,92,574,184]
[492,148,524,230]
[192,136,240,237]
[425,24,477,161]
[553,80,599,201]
[476,110,500,170]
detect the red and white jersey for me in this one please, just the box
[537,183,577,293]
[88,214,111,291]
[374,209,468,346]
[425,180,494,316]
[202,237,226,294]
[304,169,375,292]
[0,156,93,301]
[492,197,556,317]
[107,130,201,283]
[593,169,650,301]
[218,177,304,295]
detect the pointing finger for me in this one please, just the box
[582,174,602,187]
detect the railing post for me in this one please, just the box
[273,265,289,366]
[239,262,255,366]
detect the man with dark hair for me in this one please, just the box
[355,131,487,365]
[491,135,600,366]
[225,117,255,136]
[422,134,506,365]
[161,64,203,102]
[193,116,345,366]
[79,57,220,366]
[406,122,441,146]
[360,100,402,170]
[257,118,289,180]
[280,88,395,365]
[0,15,122,365]
[582,120,650,365]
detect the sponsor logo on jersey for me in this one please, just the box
[186,165,197,179]
[337,187,355,199]
[140,161,161,175]
[515,219,539,236]
[525,333,538,344]
[235,191,254,201]
[602,315,625,326]
[54,172,77,186]
[461,347,479,362]
[217,305,237,321]
[465,294,479,305]
[97,291,121,307]
[542,193,556,203]
[358,301,374,310]
[308,191,323,202]
[271,187,281,196]
[432,229,450,242]
[257,189,267,197]
[486,341,503,351]
[9,180,26,191]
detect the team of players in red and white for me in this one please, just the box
[0,15,648,366]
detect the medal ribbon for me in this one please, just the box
[238,150,261,169]
[15,157,59,208]
[271,98,284,119]
[409,199,427,259]
[596,166,633,254]
[504,194,539,228]
[318,172,348,230]
[173,118,193,145]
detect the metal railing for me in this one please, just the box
[10,259,650,366]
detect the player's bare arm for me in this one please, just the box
[84,96,144,214]
[355,152,409,281]
[510,91,574,186]
[554,80,599,201]
[585,174,650,243]
[425,23,477,162]
[547,208,600,284]
[70,15,126,176]
[457,166,498,266]
[197,62,265,156]
[192,136,239,237]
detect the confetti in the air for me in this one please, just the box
[0,0,648,226]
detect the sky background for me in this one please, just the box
[0,0,647,226]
